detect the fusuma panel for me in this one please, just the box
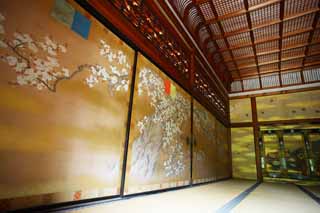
[231,127,257,180]
[216,120,231,180]
[0,0,134,210]
[124,53,191,194]
[192,99,217,184]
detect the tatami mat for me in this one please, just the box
[303,186,320,199]
[232,183,320,213]
[66,179,255,213]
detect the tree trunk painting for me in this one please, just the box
[125,55,191,194]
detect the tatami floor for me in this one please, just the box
[65,180,320,213]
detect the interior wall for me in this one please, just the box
[216,120,232,180]
[193,99,217,184]
[230,90,320,182]
[124,53,191,194]
[231,127,257,180]
[0,0,134,209]
[0,0,231,211]
[256,90,320,121]
[230,98,252,123]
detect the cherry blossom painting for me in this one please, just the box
[192,100,217,184]
[124,54,191,194]
[0,0,134,210]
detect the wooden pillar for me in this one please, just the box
[190,51,195,92]
[251,97,263,182]
[228,126,233,178]
[190,51,195,184]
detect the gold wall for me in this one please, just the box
[231,128,257,180]
[256,90,320,121]
[230,98,252,123]
[309,133,320,177]
[0,0,134,209]
[216,120,231,180]
[230,90,320,181]
[192,100,217,183]
[124,54,191,194]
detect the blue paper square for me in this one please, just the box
[71,11,91,39]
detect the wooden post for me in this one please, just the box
[251,97,263,182]
[190,51,195,185]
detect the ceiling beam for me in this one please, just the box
[204,6,318,39]
[233,63,320,79]
[244,0,262,88]
[216,27,317,53]
[301,1,320,83]
[192,0,230,81]
[224,42,320,65]
[207,0,243,82]
[203,0,282,25]
[279,0,285,87]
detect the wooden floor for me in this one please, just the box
[65,180,320,213]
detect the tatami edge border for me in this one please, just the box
[297,185,320,205]
[215,181,261,213]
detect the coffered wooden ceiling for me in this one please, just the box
[168,0,320,92]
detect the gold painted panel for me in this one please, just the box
[256,90,320,121]
[309,133,320,177]
[283,134,307,176]
[231,127,257,180]
[0,0,134,210]
[124,53,191,194]
[230,98,252,123]
[192,99,217,183]
[263,134,281,175]
[216,120,231,180]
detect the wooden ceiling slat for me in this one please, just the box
[216,27,314,53]
[206,10,318,42]
[168,0,320,91]
[193,1,229,78]
[244,0,262,87]
[302,1,320,77]
[203,0,281,25]
[278,0,284,80]
[208,0,243,80]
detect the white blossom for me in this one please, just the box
[86,75,98,88]
[62,68,69,77]
[0,14,130,94]
[6,56,17,66]
[84,40,131,93]
[58,44,66,53]
[132,67,190,178]
[17,75,27,85]
[14,62,27,72]
[28,42,38,52]
[13,32,33,43]
[110,75,118,84]
[47,47,57,56]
